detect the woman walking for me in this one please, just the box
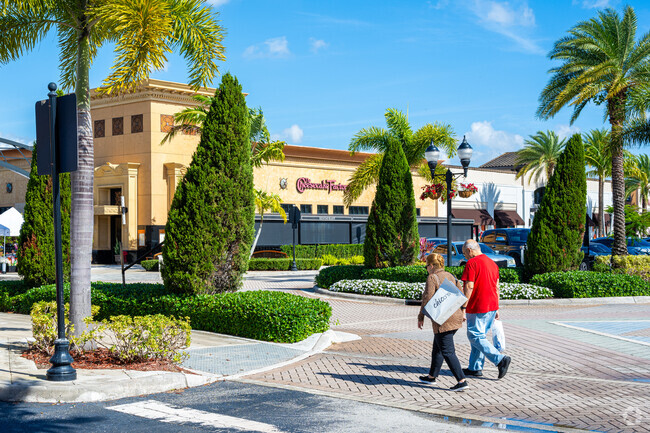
[417,253,468,391]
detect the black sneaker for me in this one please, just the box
[450,381,469,392]
[497,356,511,379]
[462,368,483,377]
[419,375,436,384]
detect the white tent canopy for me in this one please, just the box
[0,207,23,236]
[0,224,9,236]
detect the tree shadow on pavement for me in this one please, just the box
[346,362,457,378]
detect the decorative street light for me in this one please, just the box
[425,136,473,267]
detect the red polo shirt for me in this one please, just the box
[461,254,499,314]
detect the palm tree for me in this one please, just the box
[344,108,456,206]
[625,154,650,211]
[162,99,286,167]
[0,1,225,333]
[515,130,566,184]
[250,190,287,259]
[583,129,611,236]
[537,6,650,256]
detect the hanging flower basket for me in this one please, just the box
[458,183,478,198]
[420,183,444,201]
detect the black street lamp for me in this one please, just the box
[425,136,473,267]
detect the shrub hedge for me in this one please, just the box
[280,244,363,259]
[593,255,650,282]
[248,258,323,271]
[1,282,331,343]
[530,271,650,298]
[315,264,522,289]
[140,260,159,272]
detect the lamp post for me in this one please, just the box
[425,136,473,267]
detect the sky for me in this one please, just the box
[1,0,649,166]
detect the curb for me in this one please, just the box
[314,287,650,306]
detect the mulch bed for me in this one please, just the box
[22,347,190,373]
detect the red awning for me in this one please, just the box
[493,209,524,227]
[451,209,496,226]
[592,212,612,226]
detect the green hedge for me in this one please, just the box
[0,282,331,343]
[593,255,650,281]
[315,265,366,288]
[315,264,522,289]
[280,244,363,259]
[248,258,323,271]
[140,260,159,272]
[530,271,650,298]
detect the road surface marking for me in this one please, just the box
[107,400,283,433]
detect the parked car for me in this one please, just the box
[429,242,516,268]
[580,243,612,271]
[479,228,531,266]
[591,237,650,255]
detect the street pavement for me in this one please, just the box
[1,265,649,432]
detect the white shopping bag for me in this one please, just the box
[491,319,506,352]
[422,278,468,325]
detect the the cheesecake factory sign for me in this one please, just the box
[296,177,348,194]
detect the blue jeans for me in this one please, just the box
[466,311,505,371]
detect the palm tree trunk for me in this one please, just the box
[608,95,628,259]
[249,216,263,259]
[598,175,604,237]
[69,29,94,336]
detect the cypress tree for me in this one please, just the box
[162,73,255,294]
[525,133,586,274]
[363,138,419,268]
[17,145,71,286]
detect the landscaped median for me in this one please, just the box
[0,281,331,343]
[315,264,650,302]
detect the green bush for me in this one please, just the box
[362,265,427,283]
[594,255,650,281]
[525,134,586,274]
[364,136,419,268]
[530,271,650,298]
[321,254,363,266]
[247,258,323,271]
[140,260,159,272]
[18,145,72,287]
[6,282,330,343]
[315,265,365,289]
[30,301,101,355]
[163,73,255,295]
[280,244,363,259]
[103,314,191,364]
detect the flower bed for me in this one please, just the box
[329,279,552,301]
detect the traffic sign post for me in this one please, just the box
[35,83,78,382]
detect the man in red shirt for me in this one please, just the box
[461,239,511,379]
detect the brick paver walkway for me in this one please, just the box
[245,283,650,432]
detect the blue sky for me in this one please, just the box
[1,0,649,166]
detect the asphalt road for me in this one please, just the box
[0,381,511,433]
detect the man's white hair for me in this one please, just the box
[463,239,480,251]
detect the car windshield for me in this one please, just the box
[479,244,495,254]
[508,229,529,243]
[589,244,610,253]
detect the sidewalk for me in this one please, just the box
[0,312,358,403]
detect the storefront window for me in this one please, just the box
[349,206,369,215]
[333,205,344,215]
[300,204,312,214]
[317,205,328,214]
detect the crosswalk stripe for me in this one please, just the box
[107,400,284,433]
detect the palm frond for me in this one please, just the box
[343,154,382,207]
[409,123,456,165]
[251,141,286,168]
[349,126,390,153]
[0,7,54,64]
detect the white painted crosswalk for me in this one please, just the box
[107,400,284,432]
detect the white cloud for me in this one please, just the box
[467,1,544,55]
[205,0,230,7]
[427,0,449,9]
[309,38,329,53]
[555,124,581,141]
[464,121,524,165]
[243,36,290,59]
[272,125,304,144]
[573,0,612,8]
